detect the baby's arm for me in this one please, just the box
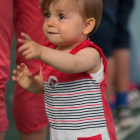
[12,63,44,94]
[39,47,101,74]
[18,33,101,74]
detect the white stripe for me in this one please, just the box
[47,112,105,119]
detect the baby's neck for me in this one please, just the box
[56,44,77,52]
[56,38,88,52]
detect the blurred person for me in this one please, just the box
[12,0,117,139]
[90,0,134,132]
[0,0,49,140]
[128,24,140,109]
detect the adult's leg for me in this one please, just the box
[0,0,13,139]
[113,0,134,128]
[90,0,118,104]
[114,49,130,92]
[0,132,5,140]
[106,57,115,102]
[13,0,49,139]
[113,0,134,93]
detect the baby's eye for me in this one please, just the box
[59,14,66,19]
[45,13,51,18]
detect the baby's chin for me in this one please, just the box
[49,39,64,46]
[49,39,57,44]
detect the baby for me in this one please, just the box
[12,0,117,139]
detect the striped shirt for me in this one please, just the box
[41,39,117,140]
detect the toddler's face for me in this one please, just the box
[43,0,87,47]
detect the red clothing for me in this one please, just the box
[0,0,49,133]
[41,39,117,140]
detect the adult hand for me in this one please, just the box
[18,33,43,59]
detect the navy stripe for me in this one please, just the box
[47,114,104,120]
[44,88,100,94]
[45,97,102,105]
[44,93,101,99]
[44,78,106,130]
[51,122,106,127]
[45,100,102,107]
[46,109,104,116]
[51,124,107,130]
[45,106,104,113]
[51,119,106,125]
[45,95,102,102]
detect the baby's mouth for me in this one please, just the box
[48,32,58,34]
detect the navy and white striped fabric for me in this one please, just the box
[44,79,107,130]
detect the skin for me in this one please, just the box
[106,57,115,101]
[38,0,43,8]
[0,132,5,140]
[12,0,101,95]
[106,49,130,102]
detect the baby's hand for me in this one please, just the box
[12,63,34,90]
[18,33,43,59]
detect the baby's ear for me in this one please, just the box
[82,18,95,35]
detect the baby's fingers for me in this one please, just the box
[18,38,26,44]
[21,63,33,77]
[22,49,31,58]
[26,71,33,77]
[24,54,33,59]
[20,63,32,77]
[17,65,23,72]
[21,63,29,70]
[12,75,17,82]
[13,69,19,76]
[21,33,31,42]
[18,44,29,53]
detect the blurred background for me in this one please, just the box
[4,0,140,140]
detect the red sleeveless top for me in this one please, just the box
[41,39,117,140]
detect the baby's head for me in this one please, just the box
[41,0,103,36]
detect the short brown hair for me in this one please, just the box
[41,0,103,36]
